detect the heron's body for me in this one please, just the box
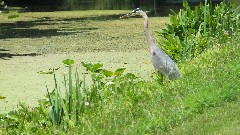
[122,8,181,80]
[151,44,180,80]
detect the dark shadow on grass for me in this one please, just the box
[0,18,97,39]
[0,52,40,60]
[0,14,125,39]
[0,49,9,51]
[0,27,86,39]
[0,21,93,39]
[0,48,41,60]
[60,14,124,21]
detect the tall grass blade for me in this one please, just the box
[55,86,59,124]
[75,70,80,125]
[204,0,208,37]
[46,86,53,106]
[17,111,27,134]
[68,62,73,119]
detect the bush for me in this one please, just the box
[158,0,240,62]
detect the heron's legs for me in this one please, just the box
[161,73,164,83]
[155,71,164,83]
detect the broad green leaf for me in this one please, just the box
[81,62,89,67]
[63,59,75,65]
[81,62,103,72]
[92,63,103,72]
[102,69,113,77]
[91,73,104,81]
[114,67,126,76]
[81,62,92,71]
[124,73,137,79]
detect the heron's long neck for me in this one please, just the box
[143,14,156,50]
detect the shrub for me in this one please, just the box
[158,0,240,62]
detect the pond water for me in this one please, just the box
[8,0,222,16]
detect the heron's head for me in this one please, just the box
[131,8,144,14]
[131,8,147,18]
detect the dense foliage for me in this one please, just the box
[158,0,239,62]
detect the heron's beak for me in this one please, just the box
[120,11,133,19]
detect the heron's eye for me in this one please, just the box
[153,51,156,56]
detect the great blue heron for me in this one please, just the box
[121,8,181,80]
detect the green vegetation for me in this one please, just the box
[1,38,239,134]
[0,0,240,134]
[231,0,240,6]
[169,100,240,134]
[159,0,239,62]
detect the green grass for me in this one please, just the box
[0,9,240,134]
[168,100,240,135]
[68,40,239,134]
[167,40,240,134]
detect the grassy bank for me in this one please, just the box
[1,32,238,134]
[169,99,240,134]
